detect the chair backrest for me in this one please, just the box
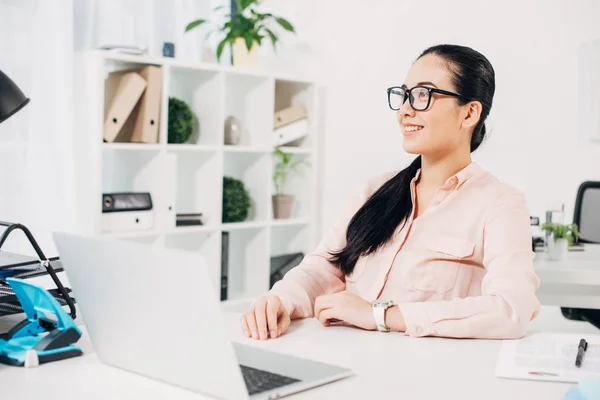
[573,181,600,243]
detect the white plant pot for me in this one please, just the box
[548,237,568,261]
[231,38,259,68]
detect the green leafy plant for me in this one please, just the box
[272,146,310,196]
[222,176,251,223]
[541,222,580,245]
[168,97,193,144]
[184,0,296,62]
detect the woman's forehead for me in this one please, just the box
[404,54,453,89]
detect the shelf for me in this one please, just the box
[276,146,313,155]
[224,74,274,148]
[224,228,270,299]
[223,151,270,222]
[102,143,163,151]
[77,49,321,305]
[166,144,220,152]
[95,50,317,84]
[223,145,270,154]
[168,67,223,146]
[175,151,222,227]
[270,223,310,258]
[270,218,309,227]
[166,225,218,235]
[221,221,268,231]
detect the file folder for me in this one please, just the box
[103,71,147,142]
[131,66,162,143]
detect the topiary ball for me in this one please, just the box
[168,97,193,144]
[222,176,251,223]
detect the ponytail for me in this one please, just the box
[328,156,422,274]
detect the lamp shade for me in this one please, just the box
[0,69,30,124]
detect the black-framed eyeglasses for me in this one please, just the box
[387,85,465,111]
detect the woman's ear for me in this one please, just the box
[462,101,482,129]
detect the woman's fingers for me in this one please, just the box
[244,309,259,340]
[314,294,332,321]
[253,297,269,340]
[266,297,281,338]
[241,295,291,340]
[276,312,291,338]
[240,314,251,337]
[317,308,336,327]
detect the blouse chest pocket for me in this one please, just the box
[408,234,475,294]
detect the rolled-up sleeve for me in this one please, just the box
[397,190,541,339]
[268,177,383,319]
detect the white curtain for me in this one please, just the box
[0,0,75,257]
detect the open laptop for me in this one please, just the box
[52,232,352,400]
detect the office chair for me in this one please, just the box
[561,181,600,330]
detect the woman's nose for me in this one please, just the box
[397,96,415,119]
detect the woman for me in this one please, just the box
[241,44,540,340]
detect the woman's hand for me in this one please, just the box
[240,294,291,340]
[314,292,376,331]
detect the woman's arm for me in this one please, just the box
[387,190,541,339]
[268,175,389,320]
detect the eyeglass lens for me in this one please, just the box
[388,87,430,111]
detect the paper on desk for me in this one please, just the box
[495,332,600,383]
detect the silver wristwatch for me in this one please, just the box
[371,299,394,332]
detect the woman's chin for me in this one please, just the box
[402,140,424,154]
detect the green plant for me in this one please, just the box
[222,176,251,223]
[184,0,296,62]
[541,222,580,245]
[168,97,193,144]
[272,146,309,196]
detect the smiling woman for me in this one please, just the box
[240,44,540,342]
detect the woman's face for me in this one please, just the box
[396,54,471,158]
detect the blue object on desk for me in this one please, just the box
[0,278,82,367]
[562,379,600,400]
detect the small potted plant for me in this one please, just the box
[541,222,580,261]
[272,147,309,219]
[185,0,295,67]
[222,176,252,223]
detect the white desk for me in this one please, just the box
[0,306,593,400]
[534,244,600,309]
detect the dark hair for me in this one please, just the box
[328,44,495,275]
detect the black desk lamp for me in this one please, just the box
[0,69,30,124]
[0,69,76,320]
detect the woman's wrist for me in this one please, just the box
[386,305,407,332]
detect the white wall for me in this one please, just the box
[256,0,600,234]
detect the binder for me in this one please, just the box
[103,71,147,142]
[274,104,307,129]
[221,232,229,301]
[131,66,162,143]
[273,118,308,146]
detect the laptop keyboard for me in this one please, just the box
[240,365,300,395]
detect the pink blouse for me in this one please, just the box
[269,162,541,339]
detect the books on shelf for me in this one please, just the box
[175,213,203,227]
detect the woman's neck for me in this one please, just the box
[419,150,472,189]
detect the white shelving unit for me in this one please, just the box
[74,50,322,302]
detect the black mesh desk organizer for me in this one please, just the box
[0,221,76,322]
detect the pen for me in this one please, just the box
[575,338,588,368]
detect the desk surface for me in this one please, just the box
[1,307,592,400]
[534,244,600,308]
